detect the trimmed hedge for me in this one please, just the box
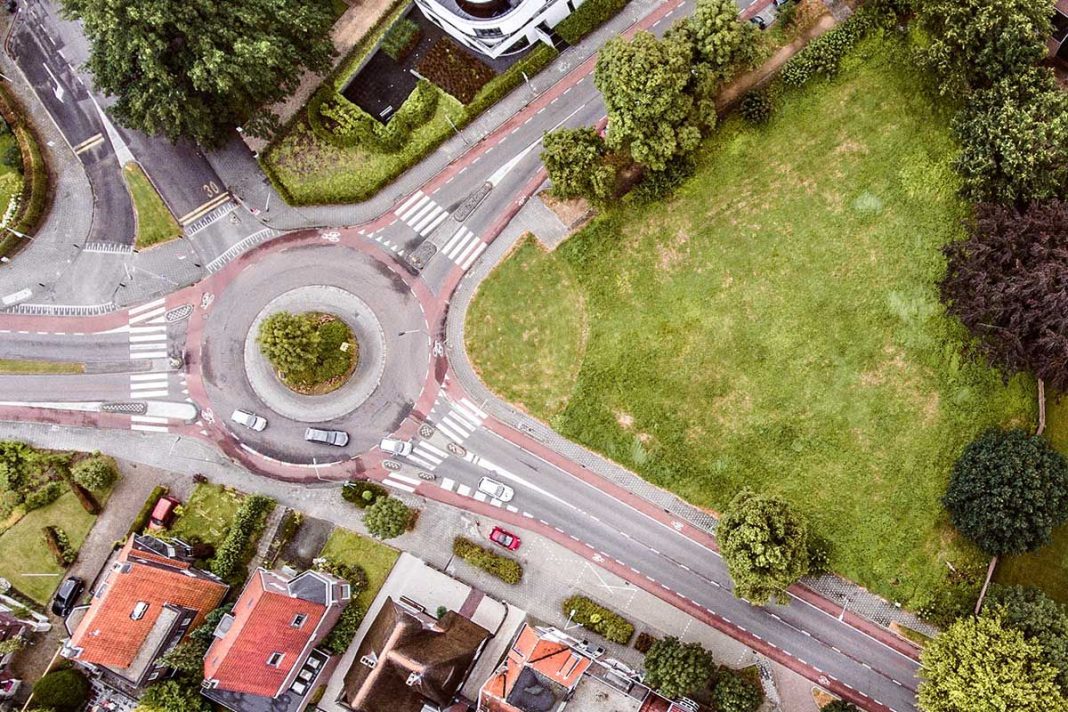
[561,595,634,644]
[322,600,366,654]
[556,0,630,45]
[43,525,75,566]
[24,480,65,511]
[0,82,51,260]
[381,18,422,62]
[780,6,884,86]
[127,485,168,539]
[209,494,274,580]
[453,536,523,584]
[314,79,440,152]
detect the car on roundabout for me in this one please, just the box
[380,438,413,456]
[231,409,268,431]
[478,477,514,502]
[305,428,349,447]
[489,526,521,551]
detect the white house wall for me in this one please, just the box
[414,0,586,58]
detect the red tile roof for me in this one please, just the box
[69,537,227,670]
[204,571,332,698]
[478,625,590,712]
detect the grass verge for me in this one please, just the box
[123,163,180,250]
[319,527,399,609]
[0,359,83,374]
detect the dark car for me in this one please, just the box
[749,15,767,29]
[51,576,84,617]
[489,526,521,551]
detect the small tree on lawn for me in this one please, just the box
[718,488,809,605]
[943,429,1068,556]
[363,497,411,539]
[642,636,714,699]
[821,701,860,712]
[988,585,1068,692]
[31,668,90,712]
[687,0,757,77]
[712,668,762,712]
[135,679,211,712]
[258,312,320,375]
[918,615,1065,712]
[71,454,119,491]
[542,127,616,203]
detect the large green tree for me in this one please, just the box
[712,668,763,712]
[62,0,335,147]
[31,669,89,712]
[915,0,1053,93]
[642,636,714,699]
[541,128,616,202]
[135,679,211,712]
[257,312,320,375]
[942,428,1068,556]
[952,68,1068,204]
[594,31,702,172]
[718,488,810,605]
[918,615,1067,712]
[686,0,756,77]
[989,585,1068,692]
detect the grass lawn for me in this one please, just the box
[0,492,100,604]
[168,483,245,548]
[466,36,1034,606]
[0,132,23,217]
[0,359,83,374]
[319,527,399,609]
[123,163,180,250]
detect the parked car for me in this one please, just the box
[148,494,182,530]
[749,15,767,29]
[305,428,349,447]
[489,526,521,551]
[379,438,413,456]
[477,477,515,502]
[230,409,267,431]
[51,576,84,617]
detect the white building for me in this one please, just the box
[414,0,586,58]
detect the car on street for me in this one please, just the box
[380,438,413,456]
[148,494,182,530]
[231,409,267,431]
[305,428,349,447]
[51,576,84,617]
[489,526,521,550]
[478,477,514,502]
[749,15,767,29]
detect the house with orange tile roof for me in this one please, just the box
[62,535,228,689]
[201,568,350,712]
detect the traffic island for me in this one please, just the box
[258,310,360,395]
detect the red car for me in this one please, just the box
[148,495,181,530]
[489,526,521,551]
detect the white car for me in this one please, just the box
[231,409,267,431]
[380,438,413,456]
[478,477,514,502]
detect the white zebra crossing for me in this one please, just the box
[440,226,487,270]
[395,191,449,237]
[433,397,487,444]
[404,440,448,471]
[382,471,421,493]
[127,298,168,360]
[129,373,170,399]
[130,415,171,433]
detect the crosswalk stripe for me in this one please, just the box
[460,398,487,419]
[444,229,476,259]
[396,191,425,217]
[130,333,168,343]
[411,205,444,234]
[454,236,482,266]
[420,210,449,236]
[452,401,484,425]
[406,453,437,470]
[130,343,167,351]
[441,478,456,492]
[130,389,168,398]
[474,491,488,502]
[457,484,472,497]
[411,447,444,465]
[460,242,487,270]
[442,227,469,255]
[129,373,169,382]
[435,420,465,443]
[130,352,167,360]
[131,415,169,424]
[407,202,438,229]
[491,498,503,508]
[129,306,166,324]
[129,381,168,391]
[400,195,431,222]
[129,298,166,316]
[383,479,416,493]
[442,413,474,437]
[131,424,169,433]
[417,441,448,459]
[389,472,423,486]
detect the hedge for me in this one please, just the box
[381,17,422,62]
[453,536,523,584]
[31,668,89,712]
[561,595,634,644]
[314,79,440,152]
[127,485,168,539]
[209,494,274,580]
[43,525,75,566]
[0,82,52,260]
[780,6,885,86]
[24,480,65,511]
[556,0,630,45]
[322,600,366,654]
[262,509,302,569]
[342,480,389,509]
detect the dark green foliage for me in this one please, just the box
[31,668,89,712]
[542,127,616,202]
[158,639,209,675]
[316,558,370,592]
[322,601,366,654]
[556,0,630,45]
[943,429,1068,556]
[136,678,210,712]
[315,80,440,152]
[257,312,356,388]
[1,142,21,173]
[42,526,75,566]
[780,8,881,86]
[822,701,861,712]
[436,605,447,618]
[0,82,52,256]
[24,481,65,511]
[629,153,697,204]
[634,631,657,653]
[127,485,168,538]
[452,537,523,584]
[642,636,714,698]
[916,571,983,628]
[416,38,496,104]
[190,606,231,646]
[342,481,389,508]
[989,585,1068,692]
[62,0,335,147]
[71,454,119,491]
[712,667,763,712]
[561,595,634,644]
[740,88,773,124]
[209,495,273,579]
[363,497,411,539]
[381,18,422,62]
[686,0,756,77]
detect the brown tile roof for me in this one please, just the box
[68,536,227,670]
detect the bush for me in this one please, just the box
[740,88,773,124]
[315,80,441,154]
[452,537,523,584]
[416,38,496,104]
[712,667,763,712]
[210,495,274,579]
[634,631,657,653]
[0,82,51,259]
[643,636,713,698]
[342,480,389,508]
[128,485,168,538]
[316,557,370,592]
[24,480,65,511]
[561,595,634,644]
[32,668,89,712]
[363,497,412,539]
[42,526,75,566]
[322,601,366,654]
[556,0,630,45]
[780,8,881,86]
[1,142,21,172]
[71,454,119,491]
[381,18,422,62]
[629,153,697,204]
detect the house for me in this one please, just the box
[414,0,588,59]
[201,568,351,712]
[62,535,228,689]
[0,612,27,700]
[337,597,492,712]
[1051,0,1068,59]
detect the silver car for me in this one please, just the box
[305,428,349,447]
[478,477,514,502]
[380,438,413,456]
[231,409,267,432]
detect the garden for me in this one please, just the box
[257,310,358,394]
[466,31,1035,608]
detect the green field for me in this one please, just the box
[319,527,399,608]
[0,492,100,604]
[466,36,1034,605]
[169,483,245,548]
[123,163,180,249]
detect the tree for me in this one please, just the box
[988,585,1068,692]
[918,615,1067,712]
[687,0,756,76]
[61,0,335,147]
[942,429,1068,556]
[363,497,411,539]
[821,701,860,712]
[915,0,1053,93]
[158,639,209,676]
[712,668,762,712]
[951,68,1068,205]
[642,636,714,699]
[258,312,320,375]
[718,488,809,605]
[135,679,210,712]
[71,454,119,491]
[31,669,89,712]
[542,128,616,202]
[941,201,1068,399]
[594,31,703,172]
